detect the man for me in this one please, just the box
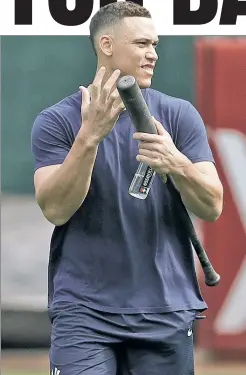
[31,2,223,375]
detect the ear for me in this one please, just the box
[99,35,113,56]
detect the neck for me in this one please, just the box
[96,64,116,87]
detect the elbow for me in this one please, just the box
[36,192,73,226]
[43,208,69,226]
[46,215,69,227]
[205,210,221,222]
[37,200,70,226]
[205,199,223,222]
[205,184,224,222]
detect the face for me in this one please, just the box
[99,17,159,88]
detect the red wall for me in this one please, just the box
[195,38,246,355]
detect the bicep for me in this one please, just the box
[31,111,72,171]
[176,102,214,164]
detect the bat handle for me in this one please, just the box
[129,163,156,199]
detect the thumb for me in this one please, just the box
[79,86,90,114]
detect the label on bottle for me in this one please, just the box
[139,166,155,193]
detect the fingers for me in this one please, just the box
[87,84,92,97]
[136,150,167,183]
[133,133,162,142]
[138,148,159,159]
[101,70,121,103]
[138,141,162,153]
[133,117,169,140]
[108,88,121,107]
[133,128,171,142]
[152,117,166,136]
[90,68,122,113]
[79,86,90,120]
[112,88,125,108]
[90,66,106,101]
[136,154,168,179]
[136,154,154,165]
[111,87,125,115]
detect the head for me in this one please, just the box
[89,2,159,88]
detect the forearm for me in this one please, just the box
[167,161,223,222]
[37,130,99,226]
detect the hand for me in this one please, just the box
[133,117,191,177]
[79,67,125,143]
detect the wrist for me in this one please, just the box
[169,153,193,178]
[77,125,101,148]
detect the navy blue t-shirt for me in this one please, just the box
[31,88,214,314]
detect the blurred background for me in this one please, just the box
[1,36,246,375]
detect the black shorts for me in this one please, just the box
[49,304,197,375]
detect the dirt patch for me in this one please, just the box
[2,350,49,373]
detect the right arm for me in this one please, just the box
[34,130,99,226]
[32,67,124,226]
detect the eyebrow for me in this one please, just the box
[133,38,159,44]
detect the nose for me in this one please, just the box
[146,47,158,62]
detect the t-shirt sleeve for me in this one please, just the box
[31,111,72,171]
[175,101,214,164]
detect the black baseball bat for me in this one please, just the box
[117,75,166,199]
[117,75,220,287]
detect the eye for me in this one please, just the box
[137,41,147,47]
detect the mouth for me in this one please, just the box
[141,65,155,75]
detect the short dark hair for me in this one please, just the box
[89,2,151,53]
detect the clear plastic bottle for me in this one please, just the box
[128,162,156,199]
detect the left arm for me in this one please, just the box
[133,107,223,222]
[166,160,223,222]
